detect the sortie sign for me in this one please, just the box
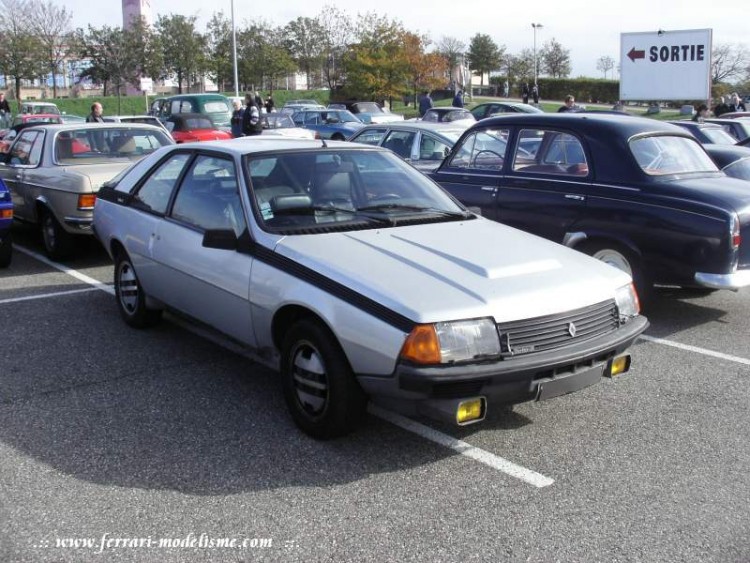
[619,29,712,101]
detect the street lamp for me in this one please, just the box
[231,0,239,97]
[531,23,543,87]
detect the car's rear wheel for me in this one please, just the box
[280,318,367,439]
[579,241,652,304]
[331,133,345,141]
[40,209,74,260]
[0,232,11,268]
[114,251,162,328]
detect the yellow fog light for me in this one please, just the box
[609,355,631,377]
[456,398,486,425]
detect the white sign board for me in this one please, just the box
[139,77,154,93]
[620,29,712,101]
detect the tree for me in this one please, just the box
[123,16,162,92]
[0,0,46,106]
[540,38,571,78]
[238,22,295,93]
[712,43,749,84]
[155,14,207,93]
[467,33,503,86]
[596,55,615,79]
[28,0,72,99]
[285,16,326,89]
[435,35,466,72]
[73,25,131,104]
[205,11,233,93]
[402,32,448,105]
[317,5,354,91]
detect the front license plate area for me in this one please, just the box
[535,364,605,401]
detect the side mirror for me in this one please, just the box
[202,229,238,250]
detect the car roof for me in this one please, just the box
[21,123,170,133]
[191,137,376,155]
[355,121,467,134]
[669,120,723,129]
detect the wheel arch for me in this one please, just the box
[272,305,341,357]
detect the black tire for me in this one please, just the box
[114,251,162,328]
[579,241,653,305]
[280,318,367,439]
[0,231,11,268]
[40,209,74,260]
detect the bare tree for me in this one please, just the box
[28,0,72,98]
[435,35,466,71]
[317,4,354,90]
[540,38,571,78]
[596,55,615,79]
[712,43,749,84]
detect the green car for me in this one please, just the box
[152,94,232,131]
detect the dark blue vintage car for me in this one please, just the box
[429,113,750,299]
[0,177,12,267]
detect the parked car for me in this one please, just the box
[421,107,476,125]
[0,177,12,267]
[668,120,737,145]
[104,115,170,134]
[280,103,326,116]
[333,101,404,124]
[163,113,234,143]
[60,113,87,123]
[0,114,64,152]
[93,137,647,438]
[260,113,316,139]
[347,121,468,172]
[20,101,60,115]
[704,144,750,181]
[429,113,750,299]
[291,109,364,140]
[153,93,233,131]
[0,123,174,258]
[702,118,750,142]
[470,102,544,120]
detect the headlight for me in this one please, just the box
[615,283,640,318]
[399,318,501,365]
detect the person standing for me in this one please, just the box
[86,102,104,123]
[242,93,262,136]
[418,91,433,117]
[713,96,730,117]
[265,94,275,114]
[730,92,746,112]
[452,90,464,108]
[532,84,539,104]
[522,83,530,104]
[558,95,578,113]
[503,80,509,98]
[0,92,11,128]
[230,99,245,138]
[692,103,709,122]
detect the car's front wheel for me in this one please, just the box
[579,241,652,303]
[114,251,162,328]
[280,318,367,439]
[40,209,74,260]
[0,232,11,268]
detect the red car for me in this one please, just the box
[0,113,63,152]
[163,113,233,143]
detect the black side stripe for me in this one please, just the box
[252,244,416,334]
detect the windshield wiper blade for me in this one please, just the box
[357,203,472,219]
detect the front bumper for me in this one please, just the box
[359,316,648,420]
[694,269,750,290]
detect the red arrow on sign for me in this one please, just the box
[627,47,646,62]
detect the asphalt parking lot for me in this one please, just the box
[1,227,749,563]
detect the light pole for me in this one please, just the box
[231,0,239,97]
[531,23,543,88]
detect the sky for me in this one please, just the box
[69,0,748,79]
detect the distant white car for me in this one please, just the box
[93,138,647,439]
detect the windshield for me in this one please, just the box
[246,149,471,233]
[54,127,173,164]
[702,128,736,145]
[722,157,750,181]
[630,135,719,175]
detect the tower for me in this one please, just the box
[122,0,153,30]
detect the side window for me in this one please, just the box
[304,113,319,125]
[352,128,387,146]
[171,155,246,234]
[419,134,451,161]
[133,153,191,214]
[513,130,588,176]
[446,129,508,170]
[382,131,416,159]
[10,130,42,165]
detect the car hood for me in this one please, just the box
[273,218,632,324]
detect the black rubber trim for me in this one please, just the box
[252,244,416,333]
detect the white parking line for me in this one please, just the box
[639,334,750,366]
[14,245,115,295]
[0,287,101,305]
[368,404,555,488]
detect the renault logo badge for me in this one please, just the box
[568,322,577,337]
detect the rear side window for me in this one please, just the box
[513,129,588,176]
[133,153,191,214]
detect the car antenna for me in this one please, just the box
[320,138,328,148]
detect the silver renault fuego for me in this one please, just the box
[93,138,648,439]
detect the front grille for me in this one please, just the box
[497,300,619,358]
[430,379,488,399]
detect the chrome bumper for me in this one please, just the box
[694,269,750,290]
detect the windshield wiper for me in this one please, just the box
[357,203,473,219]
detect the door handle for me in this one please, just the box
[481,186,495,191]
[564,194,585,201]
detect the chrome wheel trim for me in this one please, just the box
[290,341,329,416]
[117,260,139,315]
[592,248,633,277]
